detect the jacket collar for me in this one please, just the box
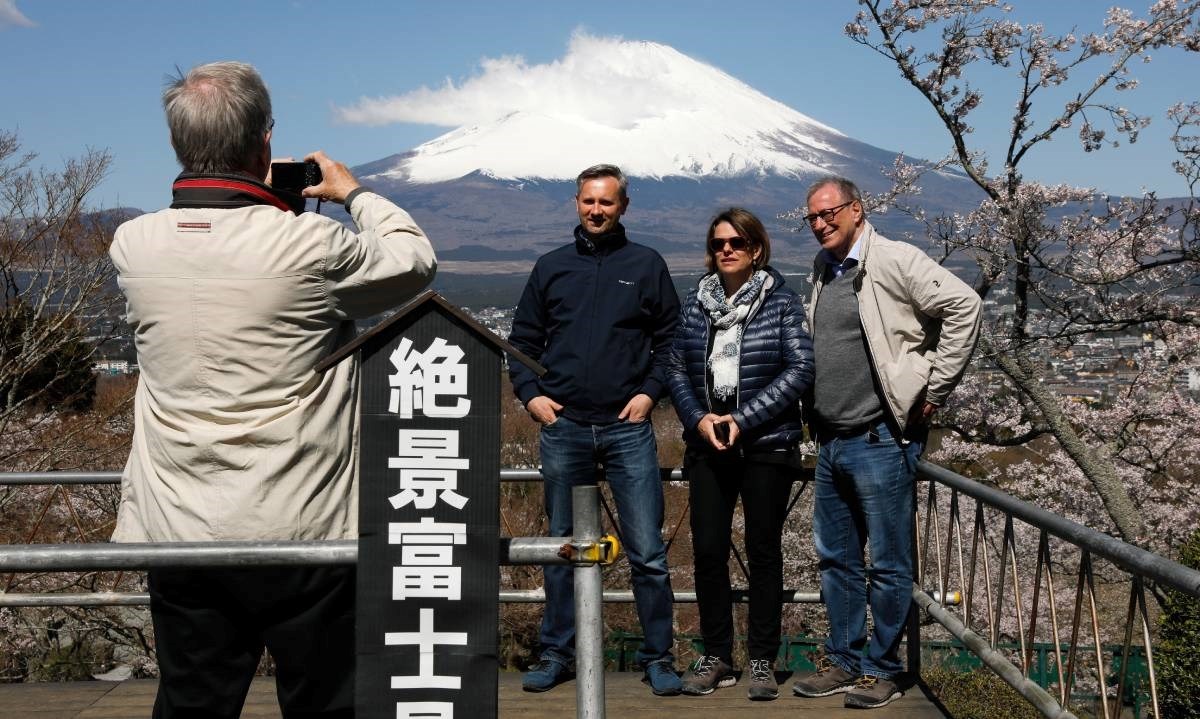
[170,172,306,214]
[855,220,876,269]
[813,220,876,288]
[574,223,628,256]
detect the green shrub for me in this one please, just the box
[922,665,1042,719]
[1158,528,1200,719]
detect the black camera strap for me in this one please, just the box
[170,172,306,214]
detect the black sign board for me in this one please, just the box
[318,292,541,719]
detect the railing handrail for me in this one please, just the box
[3,470,550,485]
[4,462,1195,717]
[0,468,691,485]
[0,537,618,572]
[0,540,356,570]
[5,464,1198,598]
[917,460,1200,598]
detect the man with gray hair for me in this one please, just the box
[508,164,681,695]
[109,61,435,718]
[791,176,980,709]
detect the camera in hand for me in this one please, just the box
[270,160,323,193]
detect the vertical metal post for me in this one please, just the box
[907,481,922,676]
[573,484,605,719]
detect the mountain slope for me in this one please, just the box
[347,35,983,271]
[356,36,851,184]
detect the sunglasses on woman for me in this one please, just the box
[709,236,750,253]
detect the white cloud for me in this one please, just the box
[0,0,35,30]
[335,31,711,130]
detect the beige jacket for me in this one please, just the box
[109,192,435,542]
[807,220,981,433]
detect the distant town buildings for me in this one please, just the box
[93,359,133,375]
[92,297,1197,406]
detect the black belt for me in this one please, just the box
[818,417,886,442]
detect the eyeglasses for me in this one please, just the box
[709,236,750,253]
[803,200,855,225]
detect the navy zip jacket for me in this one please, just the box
[666,267,814,449]
[508,224,680,424]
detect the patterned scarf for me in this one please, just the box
[698,269,772,400]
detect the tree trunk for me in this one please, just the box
[988,337,1146,544]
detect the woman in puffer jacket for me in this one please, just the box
[667,207,814,701]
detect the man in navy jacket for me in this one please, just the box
[508,164,681,695]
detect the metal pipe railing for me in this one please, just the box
[0,588,826,608]
[913,587,1076,719]
[913,460,1200,719]
[918,461,1200,598]
[0,471,123,485]
[6,464,1199,718]
[7,464,1197,601]
[0,468,687,486]
[573,485,605,719]
[0,537,593,572]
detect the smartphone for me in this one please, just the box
[270,160,322,192]
[713,422,729,444]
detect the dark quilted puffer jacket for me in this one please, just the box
[666,267,814,449]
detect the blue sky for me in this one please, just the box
[2,0,1196,212]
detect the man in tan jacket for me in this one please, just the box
[791,176,980,709]
[110,61,435,718]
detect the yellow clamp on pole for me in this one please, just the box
[598,534,621,566]
[577,534,622,565]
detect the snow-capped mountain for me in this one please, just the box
[343,35,982,274]
[359,38,846,184]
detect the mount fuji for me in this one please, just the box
[341,34,983,277]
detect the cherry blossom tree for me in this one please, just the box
[0,131,141,680]
[825,0,1200,548]
[0,130,128,469]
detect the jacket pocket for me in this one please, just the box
[881,351,933,416]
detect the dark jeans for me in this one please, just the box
[813,420,922,679]
[149,566,355,719]
[538,416,674,667]
[686,447,794,663]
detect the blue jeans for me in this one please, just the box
[813,420,921,679]
[538,416,674,667]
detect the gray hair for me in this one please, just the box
[805,175,863,209]
[576,164,628,199]
[163,61,272,174]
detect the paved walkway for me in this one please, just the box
[0,672,948,718]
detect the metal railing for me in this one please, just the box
[0,474,615,719]
[0,468,826,608]
[912,461,1200,719]
[3,464,1199,719]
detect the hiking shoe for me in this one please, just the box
[680,655,736,695]
[522,657,573,692]
[746,658,778,701]
[844,675,902,709]
[791,656,858,697]
[643,659,682,696]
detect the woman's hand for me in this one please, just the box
[699,413,739,451]
[716,414,741,446]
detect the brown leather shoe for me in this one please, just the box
[844,675,902,709]
[791,656,858,697]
